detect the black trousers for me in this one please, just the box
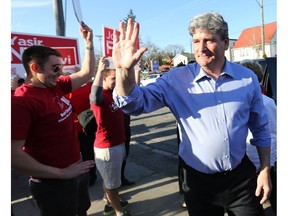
[78,132,97,181]
[121,114,131,180]
[29,173,90,216]
[179,155,264,216]
[176,124,183,194]
[269,161,277,213]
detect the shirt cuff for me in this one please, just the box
[112,85,140,108]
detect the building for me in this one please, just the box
[172,53,195,66]
[225,39,237,61]
[231,22,277,62]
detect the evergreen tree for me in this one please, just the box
[123,9,136,30]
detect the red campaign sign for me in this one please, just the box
[103,26,115,57]
[103,26,140,57]
[11,32,80,77]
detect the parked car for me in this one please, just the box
[261,57,277,104]
[140,73,163,86]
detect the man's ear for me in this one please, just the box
[30,63,40,73]
[224,38,229,51]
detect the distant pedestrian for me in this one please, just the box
[112,12,271,216]
[11,75,25,95]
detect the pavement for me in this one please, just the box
[11,107,276,216]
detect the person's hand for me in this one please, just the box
[80,21,93,49]
[97,56,108,73]
[59,159,95,179]
[255,168,272,204]
[112,18,147,71]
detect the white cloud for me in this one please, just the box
[12,0,51,8]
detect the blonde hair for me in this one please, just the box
[104,69,116,77]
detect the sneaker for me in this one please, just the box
[181,201,187,208]
[121,178,135,187]
[103,194,107,202]
[121,210,131,216]
[103,200,129,216]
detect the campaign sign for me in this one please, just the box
[11,32,80,78]
[151,60,159,72]
[103,26,140,57]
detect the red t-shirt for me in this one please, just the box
[11,76,80,169]
[66,82,93,132]
[91,89,125,148]
[66,82,92,114]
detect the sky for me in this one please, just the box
[10,0,277,59]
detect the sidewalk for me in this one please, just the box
[11,107,275,216]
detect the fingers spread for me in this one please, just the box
[131,22,139,45]
[135,47,148,59]
[119,21,125,40]
[126,18,133,40]
[113,29,119,46]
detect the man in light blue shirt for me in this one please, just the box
[112,12,271,216]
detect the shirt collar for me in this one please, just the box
[194,59,235,82]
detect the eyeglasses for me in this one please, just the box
[52,64,63,73]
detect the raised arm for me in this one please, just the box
[112,18,147,96]
[90,56,108,105]
[70,22,96,90]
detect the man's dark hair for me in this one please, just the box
[21,45,62,75]
[17,78,25,86]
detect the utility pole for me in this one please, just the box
[95,35,103,57]
[256,0,266,58]
[53,0,65,36]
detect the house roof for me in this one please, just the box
[233,22,276,49]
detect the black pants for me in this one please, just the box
[179,155,264,216]
[269,162,277,213]
[78,132,97,182]
[121,114,131,180]
[176,123,183,194]
[29,173,90,216]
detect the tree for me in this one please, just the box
[163,44,185,59]
[122,9,143,51]
[141,39,162,70]
[122,9,136,30]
